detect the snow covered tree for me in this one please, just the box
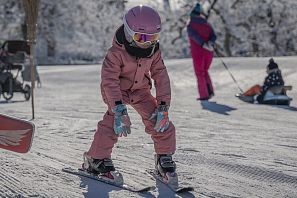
[0,0,296,63]
[0,1,24,40]
[35,0,125,64]
[150,0,297,57]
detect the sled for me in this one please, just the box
[236,85,293,106]
[262,85,292,105]
[0,114,34,153]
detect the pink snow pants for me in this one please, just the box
[87,88,176,159]
[189,40,214,99]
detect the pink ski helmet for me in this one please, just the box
[123,5,161,45]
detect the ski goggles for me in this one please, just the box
[133,32,159,44]
[123,17,160,45]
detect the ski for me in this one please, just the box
[146,169,194,193]
[62,167,155,193]
[235,93,254,103]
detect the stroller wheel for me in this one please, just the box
[24,84,31,101]
[3,91,13,101]
[3,74,14,101]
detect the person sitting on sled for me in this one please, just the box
[240,58,284,103]
[83,5,176,181]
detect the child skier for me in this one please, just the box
[239,58,285,103]
[187,3,217,100]
[83,5,176,182]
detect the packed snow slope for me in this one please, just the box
[1,56,297,198]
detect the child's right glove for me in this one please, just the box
[149,103,170,133]
[112,104,131,137]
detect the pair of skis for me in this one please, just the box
[62,167,193,193]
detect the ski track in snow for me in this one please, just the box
[1,57,297,198]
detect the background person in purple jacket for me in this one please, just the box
[187,3,217,100]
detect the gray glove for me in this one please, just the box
[112,104,131,137]
[149,104,170,133]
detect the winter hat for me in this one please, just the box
[267,58,279,70]
[190,3,201,17]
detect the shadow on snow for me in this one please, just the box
[200,101,237,115]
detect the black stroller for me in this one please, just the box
[0,40,31,101]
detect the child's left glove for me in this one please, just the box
[149,103,170,133]
[112,104,131,137]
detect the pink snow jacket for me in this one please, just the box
[101,25,171,109]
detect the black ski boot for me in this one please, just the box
[83,153,123,184]
[155,154,176,175]
[155,154,178,185]
[83,153,115,174]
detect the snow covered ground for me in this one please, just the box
[1,56,297,198]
